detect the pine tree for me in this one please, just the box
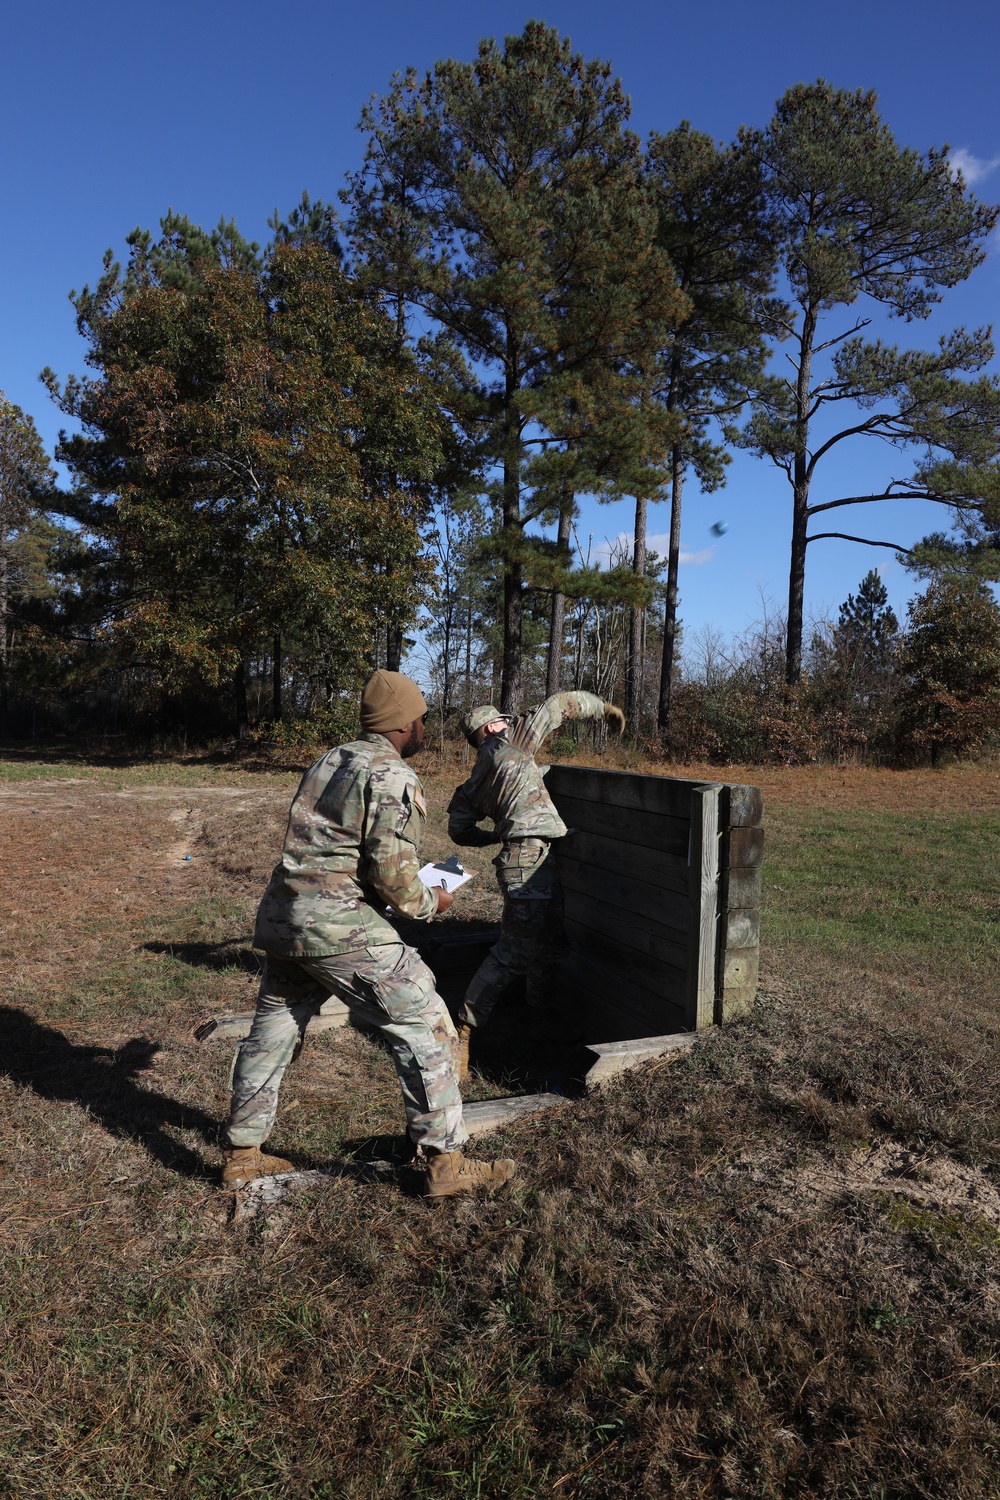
[835,569,899,674]
[0,394,55,727]
[644,123,783,734]
[344,22,685,711]
[806,568,901,755]
[740,81,999,685]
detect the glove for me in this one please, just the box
[604,703,625,736]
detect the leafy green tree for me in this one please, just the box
[0,394,55,726]
[46,216,446,736]
[897,577,1000,763]
[740,81,999,685]
[644,123,783,734]
[344,21,685,710]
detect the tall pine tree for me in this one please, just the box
[344,22,685,710]
[644,123,783,734]
[740,82,999,685]
[0,394,56,727]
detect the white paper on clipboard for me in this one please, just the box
[418,861,476,894]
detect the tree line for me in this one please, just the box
[3,23,999,759]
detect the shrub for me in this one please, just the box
[896,578,1000,764]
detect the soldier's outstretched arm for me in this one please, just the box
[512,690,610,757]
[365,771,439,921]
[447,781,501,847]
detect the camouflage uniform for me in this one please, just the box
[448,691,607,1028]
[226,733,467,1155]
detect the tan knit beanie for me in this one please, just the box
[359,670,428,733]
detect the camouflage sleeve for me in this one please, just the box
[510,691,606,758]
[365,768,438,921]
[447,780,501,847]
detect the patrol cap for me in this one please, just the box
[459,704,506,744]
[360,670,428,732]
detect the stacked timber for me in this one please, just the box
[717,784,765,1022]
[545,765,763,1044]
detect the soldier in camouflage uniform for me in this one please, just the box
[448,691,625,1077]
[222,670,516,1198]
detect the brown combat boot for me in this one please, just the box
[455,1023,472,1084]
[221,1145,295,1189]
[424,1149,516,1199]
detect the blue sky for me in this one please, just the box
[3,0,998,651]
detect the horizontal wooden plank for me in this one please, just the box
[724,909,760,949]
[558,853,691,933]
[724,784,765,828]
[548,793,693,857]
[724,826,766,871]
[581,991,690,1045]
[721,866,762,910]
[561,950,688,1035]
[546,764,718,820]
[563,916,687,994]
[585,1033,697,1084]
[718,985,757,1024]
[562,897,689,975]
[557,829,689,896]
[561,944,688,1017]
[464,1093,567,1136]
[723,946,760,990]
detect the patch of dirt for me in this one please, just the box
[798,1142,1000,1226]
[727,1140,1000,1230]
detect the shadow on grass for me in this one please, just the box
[0,1005,219,1179]
[143,939,262,974]
[143,919,501,980]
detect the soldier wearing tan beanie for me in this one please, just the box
[360,669,428,733]
[222,666,516,1199]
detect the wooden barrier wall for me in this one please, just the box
[545,765,764,1043]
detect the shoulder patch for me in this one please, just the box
[413,786,427,817]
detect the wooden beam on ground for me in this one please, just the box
[463,1093,568,1136]
[583,1032,697,1087]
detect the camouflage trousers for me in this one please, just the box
[226,943,468,1154]
[459,840,568,1029]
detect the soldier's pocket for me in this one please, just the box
[496,839,547,892]
[494,845,522,889]
[352,943,437,1023]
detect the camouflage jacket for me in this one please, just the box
[254,732,438,957]
[447,691,606,847]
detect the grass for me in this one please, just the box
[765,806,1000,971]
[1,752,998,1496]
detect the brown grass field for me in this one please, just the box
[1,745,998,1497]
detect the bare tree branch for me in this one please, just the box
[808,488,981,516]
[812,317,872,355]
[807,530,914,553]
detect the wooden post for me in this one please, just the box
[716,785,764,1023]
[686,784,721,1030]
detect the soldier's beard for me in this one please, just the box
[400,722,424,758]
